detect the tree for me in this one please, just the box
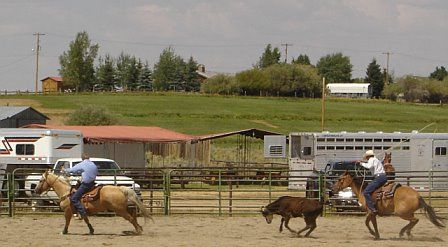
[137,61,152,90]
[59,31,99,92]
[257,44,281,69]
[365,58,383,98]
[95,54,116,91]
[184,56,200,92]
[316,53,352,83]
[201,74,238,94]
[292,54,311,65]
[153,47,177,90]
[115,53,140,91]
[430,66,448,81]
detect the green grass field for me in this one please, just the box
[1,92,448,135]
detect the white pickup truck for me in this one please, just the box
[24,158,141,202]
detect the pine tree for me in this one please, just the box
[257,44,281,69]
[138,61,152,91]
[365,58,383,98]
[293,54,311,65]
[184,56,200,92]
[95,54,116,91]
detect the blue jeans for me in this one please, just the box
[70,182,95,216]
[363,174,387,212]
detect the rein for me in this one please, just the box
[42,173,71,201]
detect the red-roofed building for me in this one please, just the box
[41,77,68,93]
[24,124,205,168]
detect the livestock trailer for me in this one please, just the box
[289,131,448,190]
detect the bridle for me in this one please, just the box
[38,172,72,201]
[39,172,60,191]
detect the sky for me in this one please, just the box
[0,0,447,91]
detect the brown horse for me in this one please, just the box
[382,152,395,174]
[261,196,323,237]
[34,170,152,235]
[332,171,445,239]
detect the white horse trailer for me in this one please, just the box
[0,128,83,172]
[289,131,448,190]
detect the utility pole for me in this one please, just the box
[281,43,293,63]
[33,32,45,94]
[382,52,392,85]
[321,77,326,132]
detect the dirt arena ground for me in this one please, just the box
[1,215,446,247]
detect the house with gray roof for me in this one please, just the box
[0,106,49,128]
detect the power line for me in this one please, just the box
[0,54,34,69]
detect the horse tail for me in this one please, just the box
[419,196,446,228]
[120,187,153,223]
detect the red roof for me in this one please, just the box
[41,77,62,82]
[24,124,194,143]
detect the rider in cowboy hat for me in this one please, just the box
[357,150,387,214]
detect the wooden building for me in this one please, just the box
[0,106,49,128]
[41,77,64,93]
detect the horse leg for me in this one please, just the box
[279,217,284,232]
[284,216,297,234]
[303,216,317,237]
[82,215,94,235]
[365,214,376,237]
[399,215,419,239]
[62,208,73,234]
[117,208,143,234]
[370,213,380,240]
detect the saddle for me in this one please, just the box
[374,182,401,201]
[70,184,104,203]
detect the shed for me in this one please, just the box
[0,106,49,128]
[326,83,371,98]
[41,77,65,93]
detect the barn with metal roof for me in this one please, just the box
[0,106,49,128]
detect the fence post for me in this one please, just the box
[228,171,233,216]
[8,174,13,217]
[319,173,326,217]
[428,169,433,206]
[163,169,171,215]
[268,171,272,203]
[218,170,222,216]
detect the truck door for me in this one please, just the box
[432,140,448,189]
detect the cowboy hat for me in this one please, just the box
[363,150,375,159]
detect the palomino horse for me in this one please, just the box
[332,171,445,239]
[34,170,152,235]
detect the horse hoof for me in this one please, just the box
[61,231,68,235]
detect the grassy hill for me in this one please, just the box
[1,92,448,135]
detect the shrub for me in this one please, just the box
[65,105,118,125]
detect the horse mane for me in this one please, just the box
[265,196,290,212]
[48,172,71,186]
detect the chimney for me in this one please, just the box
[197,64,205,73]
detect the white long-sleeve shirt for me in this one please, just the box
[360,156,385,176]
